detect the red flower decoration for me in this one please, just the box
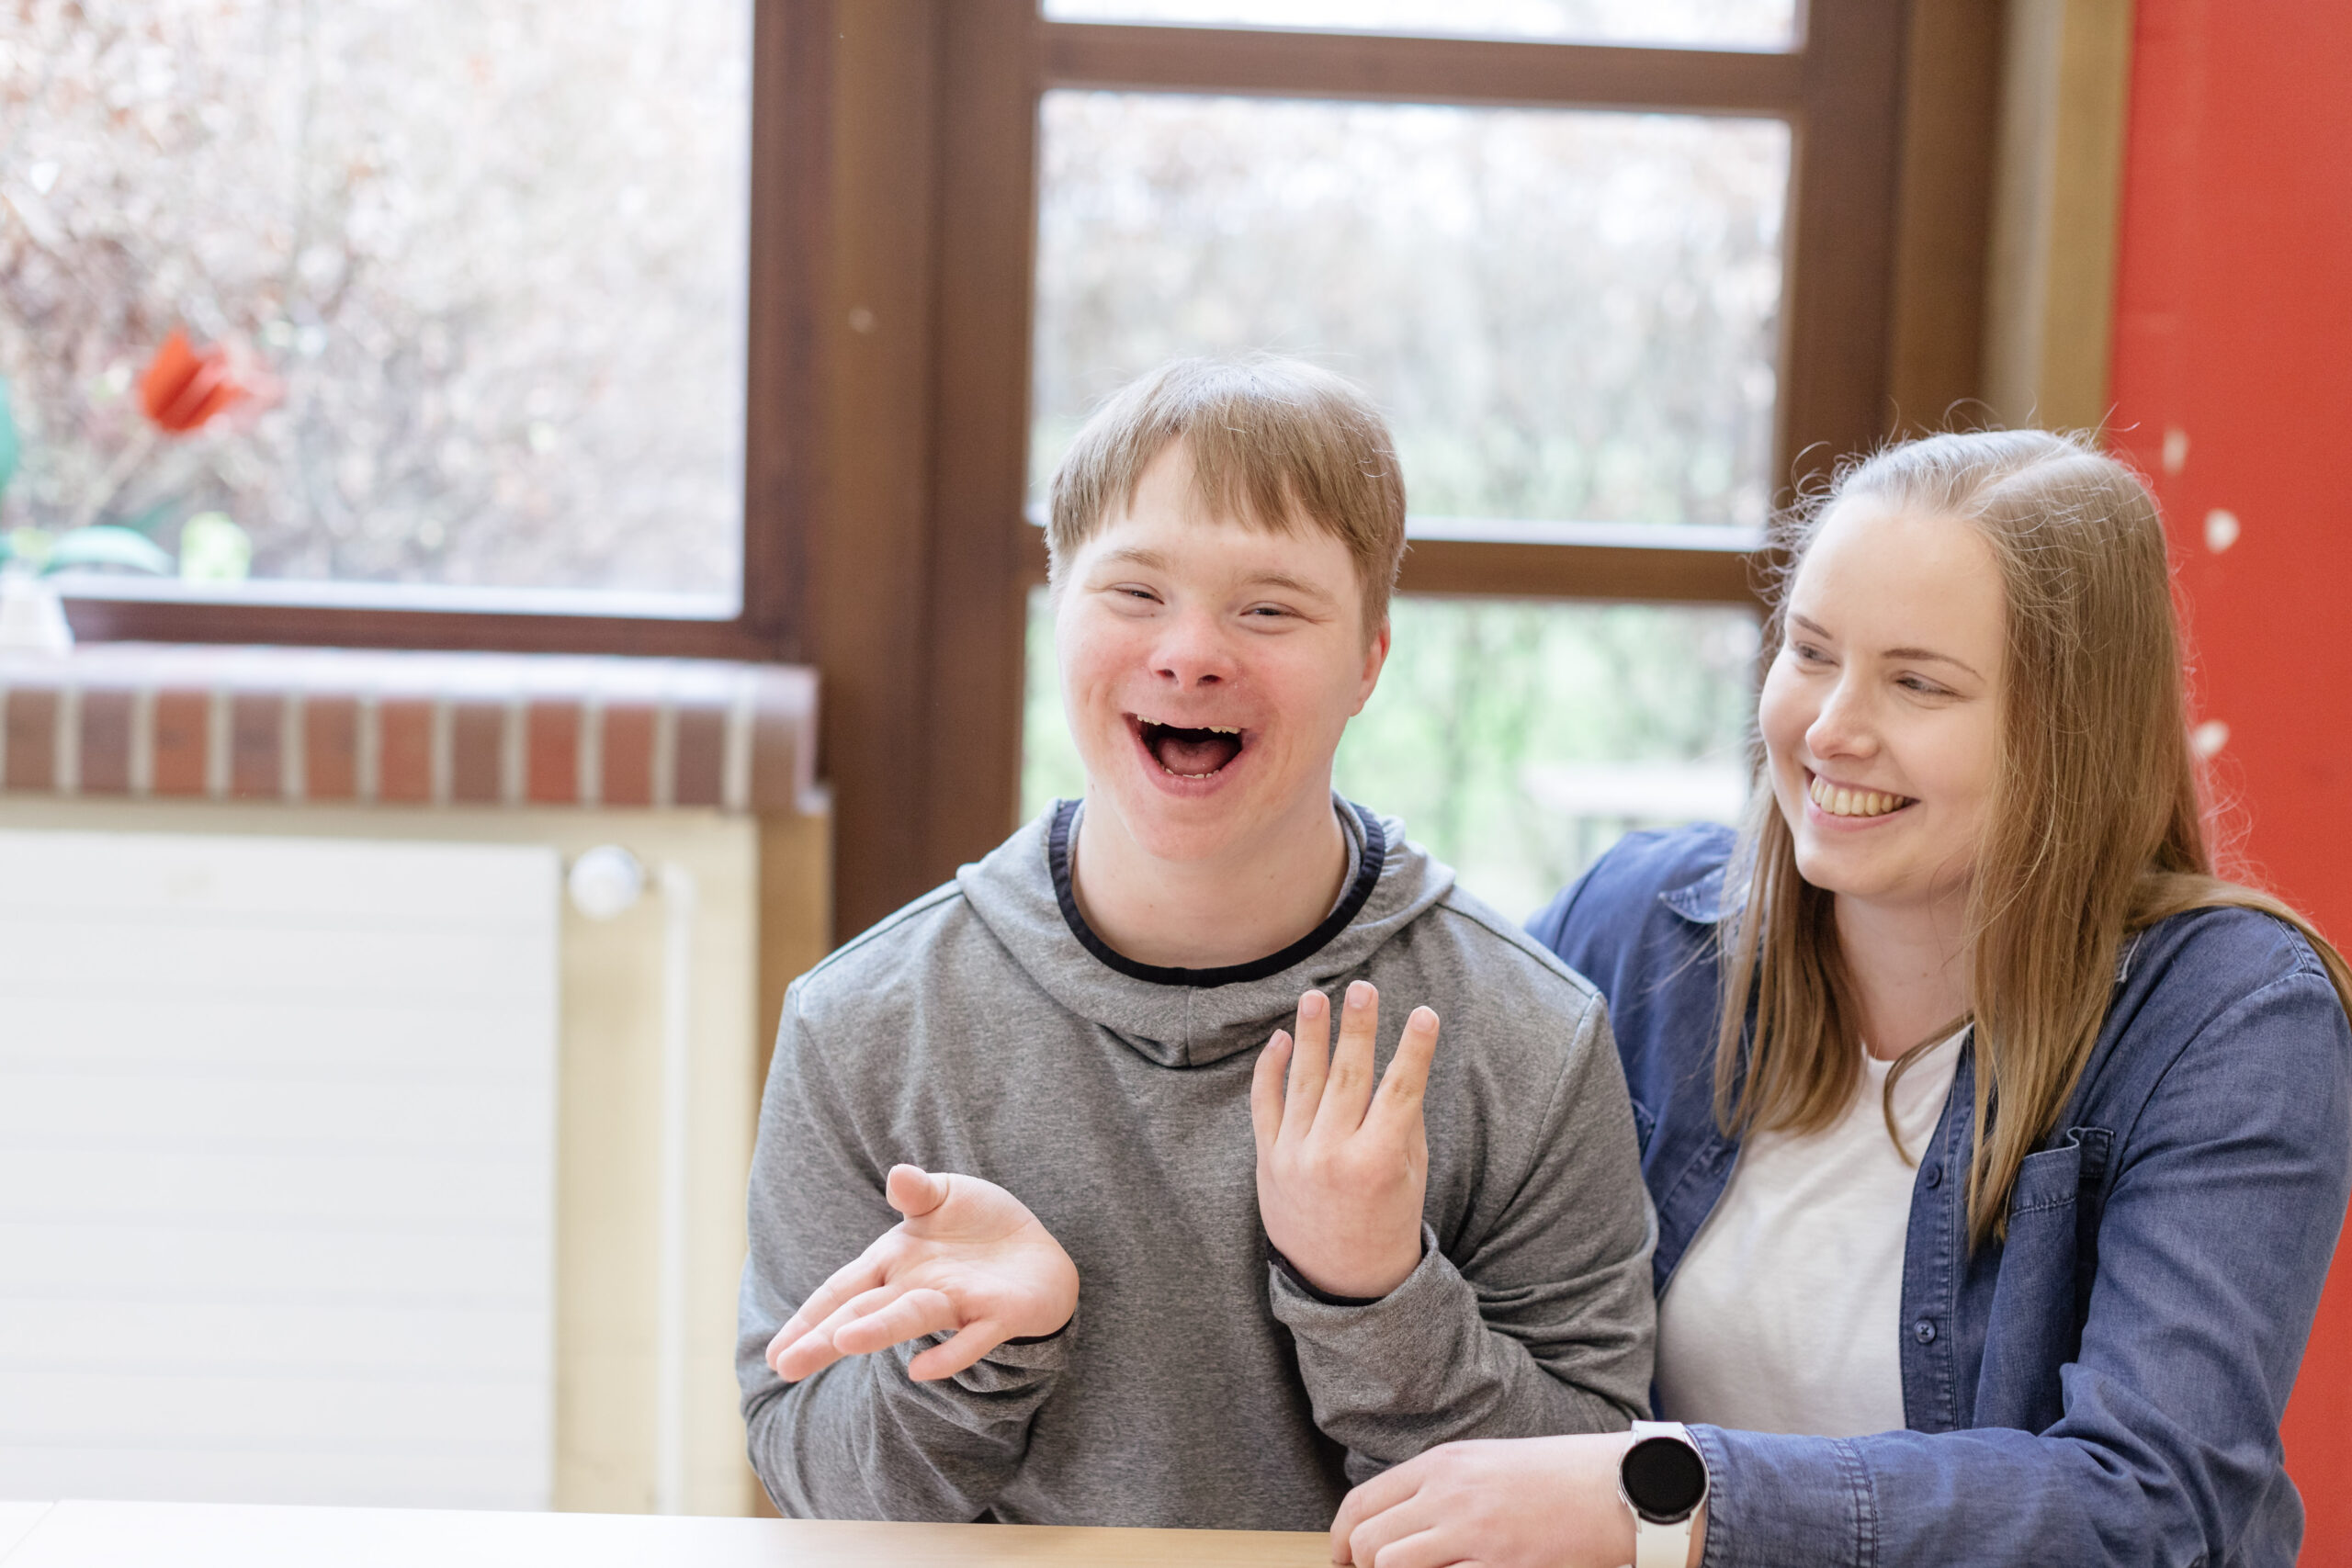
[138,329,254,434]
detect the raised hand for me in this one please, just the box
[1250,980,1440,1301]
[764,1164,1079,1383]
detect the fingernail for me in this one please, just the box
[1347,980,1373,1010]
[1412,1006,1438,1028]
[1300,990,1327,1020]
[1271,1030,1292,1050]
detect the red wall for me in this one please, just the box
[2108,0,2352,1547]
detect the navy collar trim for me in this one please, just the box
[1046,798,1387,989]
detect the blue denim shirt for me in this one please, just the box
[1528,825,2352,1568]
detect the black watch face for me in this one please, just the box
[1623,1436,1707,1519]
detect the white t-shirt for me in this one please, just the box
[1654,1029,1966,1438]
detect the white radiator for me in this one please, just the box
[0,829,560,1509]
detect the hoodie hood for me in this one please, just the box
[956,795,1455,1068]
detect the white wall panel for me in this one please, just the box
[0,830,560,1508]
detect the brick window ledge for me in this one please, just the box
[0,645,818,814]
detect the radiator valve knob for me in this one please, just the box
[567,844,644,920]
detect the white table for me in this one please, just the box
[0,1507,51,1562]
[0,1502,1329,1567]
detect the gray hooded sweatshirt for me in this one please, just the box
[737,799,1656,1530]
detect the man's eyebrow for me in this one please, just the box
[1790,614,1983,678]
[1239,570,1334,600]
[1090,550,1336,603]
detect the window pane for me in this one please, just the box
[1022,590,1758,923]
[1042,0,1799,51]
[1033,93,1788,533]
[0,0,750,605]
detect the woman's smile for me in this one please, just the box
[1804,770,1916,821]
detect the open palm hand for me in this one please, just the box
[765,1164,1079,1383]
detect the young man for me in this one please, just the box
[736,356,1654,1529]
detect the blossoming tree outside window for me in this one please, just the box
[0,0,751,607]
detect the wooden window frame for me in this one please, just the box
[821,0,1999,937]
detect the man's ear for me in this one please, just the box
[1351,617,1392,716]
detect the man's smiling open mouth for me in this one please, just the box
[1130,715,1246,780]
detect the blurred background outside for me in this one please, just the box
[1022,77,1776,916]
[0,0,749,609]
[1043,0,1798,50]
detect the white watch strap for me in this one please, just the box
[1633,1513,1693,1568]
[1627,1421,1698,1568]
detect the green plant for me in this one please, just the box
[0,375,170,577]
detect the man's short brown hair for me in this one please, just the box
[1046,356,1408,632]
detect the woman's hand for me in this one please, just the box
[764,1164,1079,1383]
[1330,1433,1703,1568]
[1251,982,1440,1300]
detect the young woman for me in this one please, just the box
[1329,430,2352,1567]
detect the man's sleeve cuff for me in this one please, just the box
[1268,1246,1393,1307]
[1266,1224,1444,1317]
[899,1304,1076,1394]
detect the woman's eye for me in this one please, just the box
[1789,641,1828,664]
[1897,674,1951,696]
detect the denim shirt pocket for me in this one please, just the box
[1980,1127,2115,1430]
[2007,1140,2086,1217]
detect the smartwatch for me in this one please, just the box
[1618,1420,1709,1568]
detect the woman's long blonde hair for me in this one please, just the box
[1716,429,2352,1247]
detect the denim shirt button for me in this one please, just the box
[1913,1318,1939,1345]
[1923,1162,1945,1189]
